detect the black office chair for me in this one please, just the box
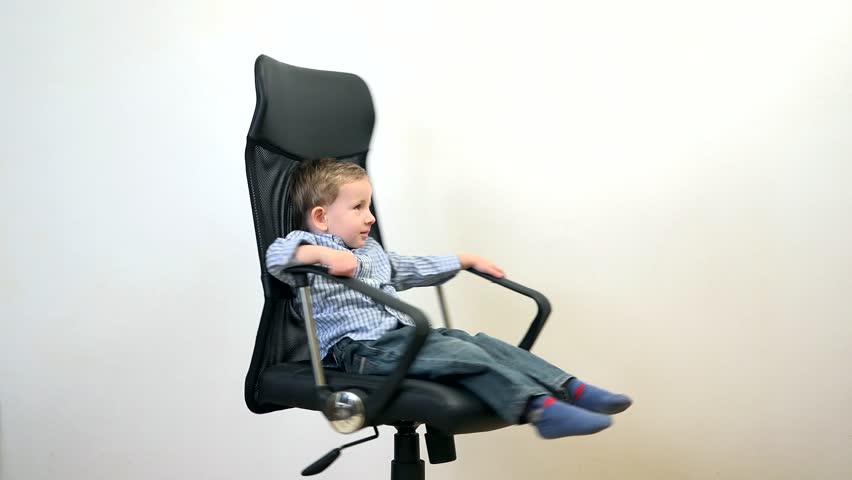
[244,54,552,479]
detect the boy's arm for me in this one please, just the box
[266,231,358,284]
[386,252,505,291]
[293,245,358,277]
[386,252,460,291]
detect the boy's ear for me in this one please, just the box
[309,206,328,232]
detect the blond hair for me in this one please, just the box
[290,157,368,229]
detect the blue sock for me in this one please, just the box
[525,396,612,439]
[566,378,632,414]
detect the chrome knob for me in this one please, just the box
[325,391,365,433]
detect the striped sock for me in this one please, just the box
[566,378,632,415]
[525,395,612,439]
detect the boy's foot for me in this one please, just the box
[526,396,612,439]
[565,378,632,415]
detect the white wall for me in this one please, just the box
[2,1,850,479]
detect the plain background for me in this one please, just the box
[2,1,850,479]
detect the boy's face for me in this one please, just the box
[318,178,376,249]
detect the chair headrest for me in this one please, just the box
[248,55,375,159]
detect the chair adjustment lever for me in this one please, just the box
[301,426,380,476]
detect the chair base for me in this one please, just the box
[391,423,425,480]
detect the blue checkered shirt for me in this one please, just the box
[266,230,461,359]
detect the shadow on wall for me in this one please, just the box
[441,185,548,341]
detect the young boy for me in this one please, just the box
[266,158,632,439]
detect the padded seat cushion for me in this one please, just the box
[257,362,511,435]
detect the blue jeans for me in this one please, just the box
[329,326,574,423]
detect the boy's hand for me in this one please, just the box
[458,253,505,278]
[321,249,358,277]
[294,245,358,277]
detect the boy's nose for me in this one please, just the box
[366,212,376,224]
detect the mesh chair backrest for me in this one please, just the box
[244,56,382,413]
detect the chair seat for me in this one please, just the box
[257,362,511,435]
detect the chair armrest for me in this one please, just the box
[465,269,552,350]
[281,264,430,425]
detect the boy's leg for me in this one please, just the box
[334,327,547,423]
[333,327,611,438]
[435,328,573,396]
[333,327,611,435]
[437,328,632,414]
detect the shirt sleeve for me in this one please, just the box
[386,252,462,291]
[265,230,320,285]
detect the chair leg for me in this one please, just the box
[391,423,425,480]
